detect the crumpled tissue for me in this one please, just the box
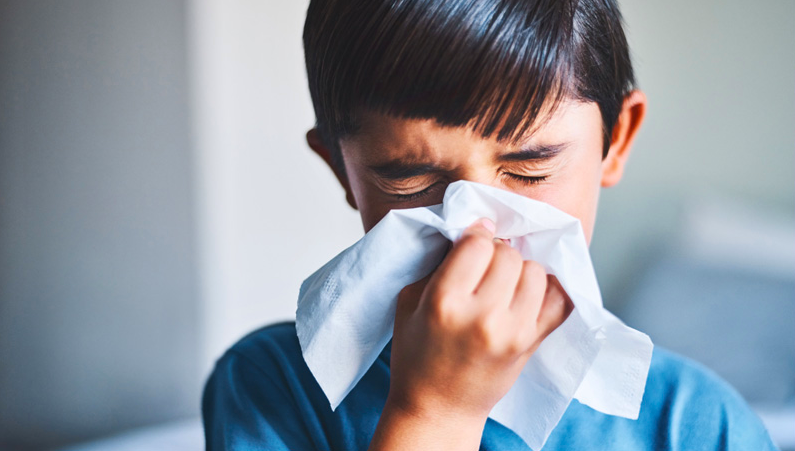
[296,180,653,450]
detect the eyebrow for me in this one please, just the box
[368,161,441,180]
[367,143,569,180]
[497,142,569,162]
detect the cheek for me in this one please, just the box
[571,168,602,243]
[361,205,391,232]
[532,159,602,243]
[346,176,395,232]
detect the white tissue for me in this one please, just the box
[296,180,653,450]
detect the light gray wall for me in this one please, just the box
[0,1,199,449]
[190,0,363,374]
[190,0,795,347]
[1,0,792,448]
[592,0,795,306]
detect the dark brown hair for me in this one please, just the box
[304,0,635,173]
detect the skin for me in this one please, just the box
[307,91,646,450]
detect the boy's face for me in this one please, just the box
[308,93,646,244]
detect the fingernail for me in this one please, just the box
[479,217,496,234]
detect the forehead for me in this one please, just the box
[342,100,602,164]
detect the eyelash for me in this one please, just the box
[504,173,549,185]
[393,183,440,202]
[392,174,549,201]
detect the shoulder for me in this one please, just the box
[224,321,304,372]
[644,346,755,416]
[548,346,777,450]
[637,347,776,450]
[205,322,308,395]
[201,322,323,449]
[204,321,318,402]
[202,321,390,450]
[646,346,730,397]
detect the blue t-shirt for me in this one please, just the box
[202,322,777,450]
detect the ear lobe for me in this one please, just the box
[306,128,358,210]
[601,90,647,188]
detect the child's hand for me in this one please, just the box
[369,218,572,450]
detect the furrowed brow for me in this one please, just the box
[497,143,569,162]
[367,143,568,179]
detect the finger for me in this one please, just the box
[431,218,496,295]
[536,276,574,339]
[396,273,433,318]
[474,241,524,307]
[510,260,548,321]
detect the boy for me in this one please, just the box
[202,0,778,449]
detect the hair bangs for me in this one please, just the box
[305,0,635,168]
[307,0,578,148]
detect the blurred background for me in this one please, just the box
[0,0,792,450]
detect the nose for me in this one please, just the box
[446,167,503,191]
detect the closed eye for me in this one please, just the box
[393,174,548,201]
[392,182,443,201]
[503,173,549,185]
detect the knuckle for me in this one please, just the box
[494,242,522,266]
[504,337,525,356]
[457,233,494,256]
[504,246,523,266]
[523,260,547,281]
[473,313,514,353]
[426,289,461,327]
[472,317,497,348]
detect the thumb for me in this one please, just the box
[395,241,450,321]
[396,272,433,318]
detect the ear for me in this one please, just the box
[601,90,647,187]
[306,128,358,210]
